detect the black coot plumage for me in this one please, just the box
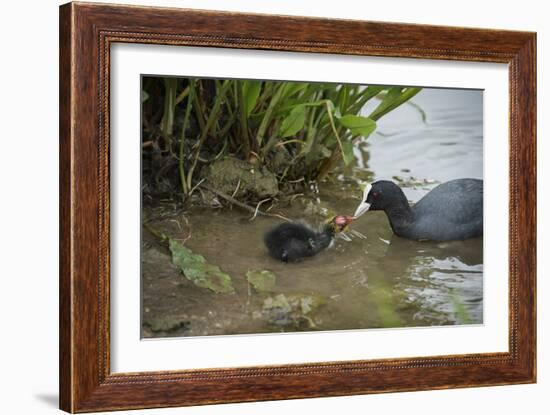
[264,215,353,262]
[353,179,483,241]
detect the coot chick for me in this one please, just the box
[353,179,483,241]
[264,215,353,262]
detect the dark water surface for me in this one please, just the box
[141,88,483,338]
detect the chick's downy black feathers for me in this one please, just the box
[264,222,334,262]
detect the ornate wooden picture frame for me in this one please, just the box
[59,2,536,412]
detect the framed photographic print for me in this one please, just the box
[59,2,536,412]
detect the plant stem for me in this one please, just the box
[192,81,207,134]
[237,81,251,158]
[314,100,347,181]
[301,105,318,156]
[179,82,195,196]
[255,83,285,148]
[175,85,190,105]
[161,78,178,152]
[187,80,232,191]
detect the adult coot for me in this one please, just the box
[264,215,353,262]
[353,179,483,241]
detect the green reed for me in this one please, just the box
[143,77,421,198]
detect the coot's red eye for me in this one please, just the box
[372,191,379,198]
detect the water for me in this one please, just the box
[141,87,483,338]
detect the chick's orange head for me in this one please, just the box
[332,215,354,232]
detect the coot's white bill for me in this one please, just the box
[353,202,371,218]
[353,183,372,218]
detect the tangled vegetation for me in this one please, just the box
[141,77,421,206]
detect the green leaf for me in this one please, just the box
[369,87,422,121]
[246,270,276,292]
[279,105,306,137]
[336,85,350,113]
[338,115,377,137]
[341,140,355,166]
[282,82,308,98]
[169,239,234,294]
[369,87,402,119]
[242,81,262,116]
